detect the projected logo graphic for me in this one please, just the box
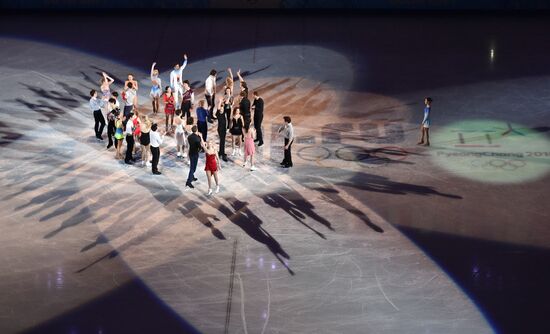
[431,120,550,183]
[280,120,409,168]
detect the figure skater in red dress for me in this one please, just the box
[202,139,221,196]
[163,86,176,133]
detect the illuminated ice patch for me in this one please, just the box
[431,119,550,183]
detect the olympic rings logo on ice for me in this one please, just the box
[470,159,526,171]
[297,146,331,161]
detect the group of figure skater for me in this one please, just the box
[88,55,296,195]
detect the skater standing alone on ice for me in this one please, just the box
[417,97,432,146]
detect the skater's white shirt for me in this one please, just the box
[150,130,164,147]
[170,59,188,89]
[205,75,216,96]
[125,119,133,135]
[281,123,294,141]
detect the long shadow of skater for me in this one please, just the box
[209,197,295,275]
[253,78,292,96]
[14,164,97,214]
[342,172,463,199]
[89,66,126,84]
[75,180,195,273]
[14,98,65,123]
[74,177,229,273]
[179,199,225,240]
[135,178,225,240]
[75,216,176,273]
[262,190,335,232]
[44,206,110,239]
[0,121,23,146]
[304,177,384,233]
[79,70,102,88]
[80,197,150,252]
[15,177,80,213]
[19,82,82,109]
[76,202,226,273]
[56,81,90,100]
[4,158,87,201]
[36,197,85,221]
[262,193,327,239]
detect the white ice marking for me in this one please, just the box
[237,273,248,334]
[349,257,364,279]
[260,279,271,334]
[112,273,120,287]
[31,70,57,83]
[375,270,399,311]
[251,172,269,186]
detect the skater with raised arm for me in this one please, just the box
[170,54,188,109]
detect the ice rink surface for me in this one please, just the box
[0,13,549,334]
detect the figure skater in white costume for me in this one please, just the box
[150,62,162,114]
[170,54,188,109]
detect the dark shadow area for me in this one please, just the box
[209,196,295,275]
[3,13,550,96]
[22,278,200,334]
[0,120,24,146]
[3,1,550,10]
[80,234,109,252]
[399,225,550,334]
[532,126,550,133]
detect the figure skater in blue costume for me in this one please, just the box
[150,62,162,114]
[417,97,432,146]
